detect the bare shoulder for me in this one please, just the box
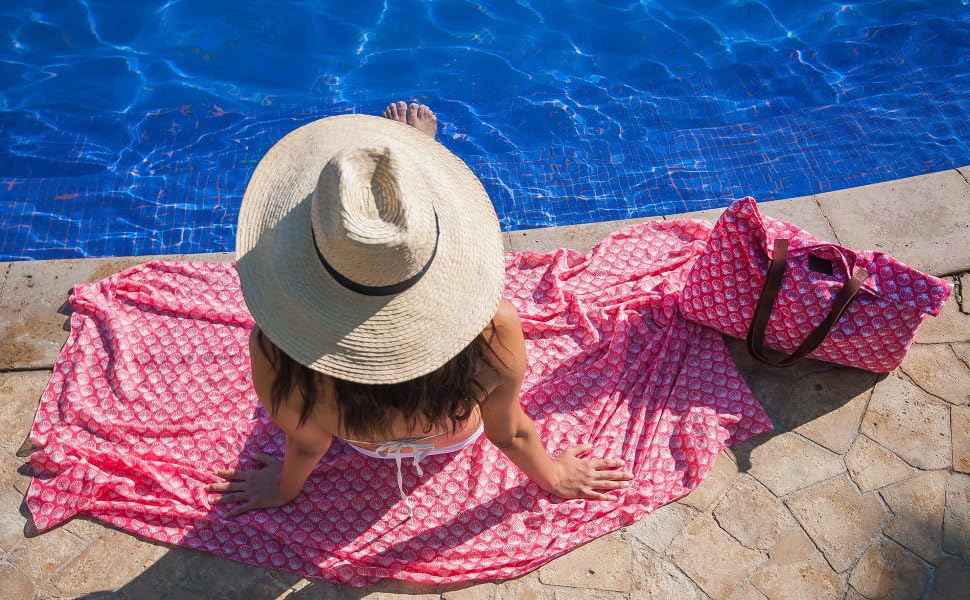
[492,297,520,328]
[248,326,275,392]
[248,326,291,415]
[247,326,336,439]
[483,298,527,382]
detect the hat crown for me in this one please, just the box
[311,146,438,288]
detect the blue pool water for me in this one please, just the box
[1,0,968,260]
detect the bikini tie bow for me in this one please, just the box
[374,439,436,518]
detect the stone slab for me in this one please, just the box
[537,532,631,592]
[11,525,92,583]
[954,405,970,474]
[880,470,946,564]
[745,432,845,497]
[0,255,172,370]
[441,582,497,600]
[950,342,970,369]
[713,475,797,552]
[46,529,177,597]
[847,539,930,600]
[174,547,317,599]
[816,169,970,275]
[785,475,889,573]
[844,435,916,493]
[750,528,842,600]
[630,548,704,600]
[933,557,970,600]
[725,585,770,600]
[899,344,970,405]
[177,252,235,262]
[667,514,764,599]
[0,457,30,497]
[845,588,866,600]
[200,573,287,600]
[0,564,34,600]
[861,372,952,470]
[675,195,840,242]
[268,576,319,596]
[0,263,8,297]
[915,291,970,344]
[494,572,553,600]
[944,472,970,561]
[342,580,441,600]
[0,371,49,458]
[677,452,738,511]
[725,337,834,380]
[62,516,108,542]
[283,580,341,599]
[626,502,697,554]
[153,581,214,600]
[774,369,875,455]
[955,342,970,368]
[861,373,952,470]
[508,216,663,254]
[0,488,28,552]
[551,589,626,600]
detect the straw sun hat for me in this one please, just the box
[235,114,506,384]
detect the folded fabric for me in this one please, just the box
[25,219,771,586]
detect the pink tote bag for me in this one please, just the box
[679,197,952,372]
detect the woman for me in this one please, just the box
[206,102,632,517]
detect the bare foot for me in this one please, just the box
[383,100,438,138]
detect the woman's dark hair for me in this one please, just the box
[255,323,506,439]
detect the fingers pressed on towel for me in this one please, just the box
[595,468,634,481]
[213,492,246,504]
[591,458,626,470]
[592,479,627,491]
[206,481,245,493]
[583,490,618,502]
[215,469,250,481]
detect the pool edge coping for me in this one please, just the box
[0,165,967,371]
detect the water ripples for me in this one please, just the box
[0,0,967,259]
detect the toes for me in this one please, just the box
[385,102,411,122]
[418,105,428,119]
[407,102,419,125]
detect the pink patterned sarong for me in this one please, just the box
[24,219,771,586]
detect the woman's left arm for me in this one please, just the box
[480,300,632,500]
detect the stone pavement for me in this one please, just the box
[1,167,970,599]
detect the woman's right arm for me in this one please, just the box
[480,300,632,500]
[249,327,334,490]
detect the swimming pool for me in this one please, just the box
[1,0,968,260]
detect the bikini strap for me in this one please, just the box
[341,428,450,446]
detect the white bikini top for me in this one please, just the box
[341,423,485,518]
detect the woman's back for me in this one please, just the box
[249,298,520,453]
[309,373,487,453]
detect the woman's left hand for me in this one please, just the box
[206,453,295,518]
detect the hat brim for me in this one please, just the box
[235,114,506,384]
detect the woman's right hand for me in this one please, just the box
[546,444,633,501]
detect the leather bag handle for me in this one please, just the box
[745,238,870,367]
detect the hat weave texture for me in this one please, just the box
[235,114,506,384]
